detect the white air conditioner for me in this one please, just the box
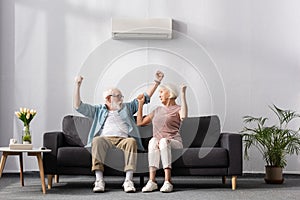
[112,18,172,40]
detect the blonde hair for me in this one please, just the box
[160,83,178,99]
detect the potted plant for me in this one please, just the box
[242,104,300,184]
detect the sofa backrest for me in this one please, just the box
[137,124,153,150]
[62,115,93,146]
[180,115,221,148]
[138,115,221,149]
[61,115,221,148]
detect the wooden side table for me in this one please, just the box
[0,147,51,194]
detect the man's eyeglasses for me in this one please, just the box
[110,94,124,99]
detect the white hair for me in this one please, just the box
[160,83,178,99]
[102,88,121,101]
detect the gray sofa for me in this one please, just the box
[43,115,242,190]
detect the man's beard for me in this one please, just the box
[111,99,122,110]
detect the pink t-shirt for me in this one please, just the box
[150,104,182,143]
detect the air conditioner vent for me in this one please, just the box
[112,18,172,40]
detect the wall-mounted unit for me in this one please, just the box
[112,18,172,40]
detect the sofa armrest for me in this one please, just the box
[43,131,64,174]
[219,132,242,175]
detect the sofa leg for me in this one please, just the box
[222,176,226,184]
[231,176,237,190]
[47,175,53,189]
[140,175,144,187]
[55,174,59,183]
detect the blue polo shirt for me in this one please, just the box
[76,93,150,151]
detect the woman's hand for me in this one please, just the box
[137,94,145,105]
[180,83,187,94]
[179,83,188,121]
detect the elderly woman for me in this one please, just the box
[137,83,188,193]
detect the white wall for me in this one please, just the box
[0,0,17,171]
[1,0,300,173]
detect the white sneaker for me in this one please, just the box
[122,180,136,193]
[93,180,105,192]
[160,181,173,193]
[142,180,158,192]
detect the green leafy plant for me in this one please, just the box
[22,133,32,143]
[242,104,300,168]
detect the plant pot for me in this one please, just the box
[264,166,284,184]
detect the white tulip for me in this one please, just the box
[15,112,21,118]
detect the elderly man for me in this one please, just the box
[73,71,164,193]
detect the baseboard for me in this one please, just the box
[243,170,300,175]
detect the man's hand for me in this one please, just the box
[73,76,83,109]
[146,70,164,98]
[155,70,164,82]
[74,76,83,86]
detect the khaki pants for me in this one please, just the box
[91,136,137,172]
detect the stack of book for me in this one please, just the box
[9,144,33,150]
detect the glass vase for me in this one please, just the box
[22,125,32,144]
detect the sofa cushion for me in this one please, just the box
[103,148,126,172]
[57,147,92,167]
[62,115,92,146]
[181,116,221,148]
[172,147,228,168]
[138,125,153,151]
